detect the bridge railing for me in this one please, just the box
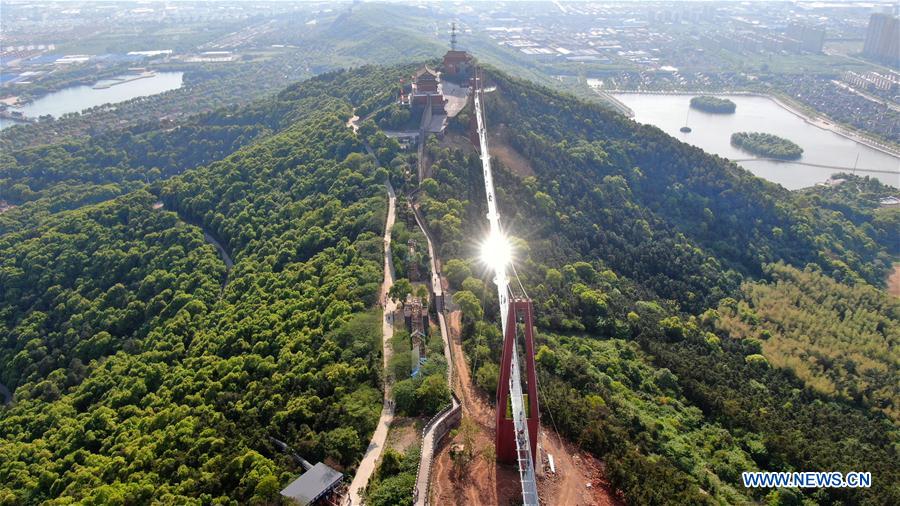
[412,393,461,506]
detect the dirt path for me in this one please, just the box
[447,312,493,426]
[432,311,520,505]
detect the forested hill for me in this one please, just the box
[480,72,894,312]
[418,69,897,504]
[1,62,897,505]
[0,68,407,504]
[0,65,411,235]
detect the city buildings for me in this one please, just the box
[786,23,825,54]
[863,13,900,68]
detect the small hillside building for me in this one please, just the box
[280,462,343,506]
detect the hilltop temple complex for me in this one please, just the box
[399,23,473,129]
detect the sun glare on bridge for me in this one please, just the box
[480,231,513,274]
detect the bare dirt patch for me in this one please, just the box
[888,263,900,297]
[386,416,423,454]
[432,311,621,505]
[438,131,477,157]
[489,125,535,178]
[539,429,622,506]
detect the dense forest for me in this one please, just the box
[717,262,899,422]
[416,69,898,504]
[1,60,897,506]
[0,68,413,504]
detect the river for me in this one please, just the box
[613,93,900,190]
[4,71,183,122]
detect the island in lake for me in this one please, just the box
[731,131,804,160]
[690,95,737,113]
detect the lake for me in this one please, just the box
[7,71,183,121]
[613,93,900,190]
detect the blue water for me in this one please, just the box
[615,93,900,189]
[9,71,183,120]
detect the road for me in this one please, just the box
[609,89,900,157]
[346,162,397,506]
[203,231,234,270]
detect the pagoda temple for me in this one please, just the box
[442,22,472,79]
[408,65,446,113]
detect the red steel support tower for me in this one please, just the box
[495,298,540,466]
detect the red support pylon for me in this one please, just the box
[495,298,540,466]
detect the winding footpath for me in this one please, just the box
[202,231,234,271]
[154,202,234,288]
[346,160,397,505]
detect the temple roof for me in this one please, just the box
[414,66,439,79]
[443,50,470,59]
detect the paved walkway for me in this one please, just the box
[346,172,397,506]
[410,201,458,506]
[410,204,443,308]
[442,81,470,118]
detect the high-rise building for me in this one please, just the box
[787,24,825,53]
[863,13,900,68]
